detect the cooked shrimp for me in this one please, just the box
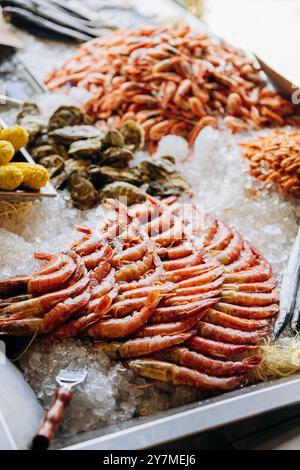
[187,335,260,359]
[134,314,200,338]
[89,292,161,338]
[203,309,269,332]
[95,331,194,358]
[198,321,268,345]
[150,298,218,323]
[155,347,261,377]
[129,358,245,391]
[28,253,77,294]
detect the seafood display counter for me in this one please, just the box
[1,0,300,451]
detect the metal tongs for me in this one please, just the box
[274,224,300,338]
[258,56,300,339]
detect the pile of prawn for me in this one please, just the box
[0,196,278,391]
[45,26,299,152]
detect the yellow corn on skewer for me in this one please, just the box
[0,140,15,165]
[0,164,24,190]
[12,163,50,190]
[0,163,49,191]
[0,126,29,151]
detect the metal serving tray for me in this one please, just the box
[0,374,300,450]
[55,375,300,449]
[0,0,298,451]
[2,368,300,450]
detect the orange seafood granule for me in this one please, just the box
[45,26,300,151]
[241,130,300,197]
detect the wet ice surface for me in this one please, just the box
[1,124,299,438]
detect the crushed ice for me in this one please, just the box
[1,125,299,438]
[19,339,198,437]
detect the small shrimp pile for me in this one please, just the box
[0,197,278,392]
[241,130,300,198]
[44,26,299,151]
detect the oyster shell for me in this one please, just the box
[102,130,124,149]
[31,132,52,147]
[100,146,134,168]
[89,165,140,189]
[50,125,103,144]
[39,155,65,178]
[51,170,69,190]
[122,121,145,151]
[52,144,70,160]
[17,102,45,140]
[17,102,41,120]
[51,159,90,189]
[68,137,103,158]
[48,106,87,132]
[99,182,146,205]
[31,144,57,161]
[137,155,190,196]
[65,159,90,178]
[68,174,99,210]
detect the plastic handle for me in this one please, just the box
[31,386,72,450]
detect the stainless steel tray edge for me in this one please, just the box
[62,374,300,450]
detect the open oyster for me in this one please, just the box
[50,125,103,145]
[102,130,124,149]
[39,155,65,178]
[88,165,140,189]
[68,137,103,158]
[137,155,190,196]
[122,121,145,151]
[31,144,57,161]
[17,102,45,140]
[51,159,89,189]
[68,174,99,210]
[100,147,134,168]
[66,159,90,177]
[17,102,41,120]
[48,106,87,132]
[99,182,146,205]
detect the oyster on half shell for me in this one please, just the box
[100,146,134,168]
[99,182,146,205]
[89,165,140,189]
[39,154,65,178]
[68,174,99,210]
[17,102,45,140]
[122,121,145,151]
[137,155,190,196]
[50,125,104,145]
[48,106,87,132]
[68,137,103,158]
[102,130,124,149]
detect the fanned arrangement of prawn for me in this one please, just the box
[127,198,278,390]
[44,26,299,152]
[0,197,278,392]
